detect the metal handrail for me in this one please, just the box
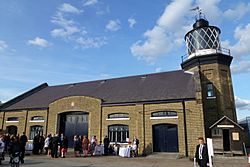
[181,47,231,62]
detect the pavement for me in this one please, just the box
[0,153,247,167]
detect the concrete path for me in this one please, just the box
[0,154,246,167]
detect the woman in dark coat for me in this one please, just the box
[73,135,81,157]
[61,136,68,158]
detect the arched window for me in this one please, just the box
[30,125,43,140]
[30,116,45,122]
[107,113,129,120]
[151,111,177,118]
[7,117,19,122]
[108,125,129,143]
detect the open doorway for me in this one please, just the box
[223,129,230,151]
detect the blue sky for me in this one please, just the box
[0,0,250,120]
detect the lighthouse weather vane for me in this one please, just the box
[190,6,205,20]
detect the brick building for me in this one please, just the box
[0,16,244,156]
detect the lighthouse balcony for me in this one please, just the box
[181,47,231,63]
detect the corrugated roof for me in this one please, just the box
[1,70,196,110]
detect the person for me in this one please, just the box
[90,136,97,155]
[132,136,139,157]
[44,134,51,156]
[19,132,28,163]
[61,136,68,158]
[59,134,64,157]
[51,134,60,158]
[38,135,45,154]
[0,135,5,162]
[195,137,209,167]
[33,133,40,155]
[82,135,89,157]
[9,136,21,164]
[103,135,109,155]
[73,135,81,157]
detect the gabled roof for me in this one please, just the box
[0,70,196,111]
[209,116,244,130]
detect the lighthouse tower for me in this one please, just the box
[181,12,237,137]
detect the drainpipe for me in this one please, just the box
[182,100,188,157]
[142,104,146,156]
[100,106,103,143]
[24,110,28,134]
[45,108,49,135]
[2,111,5,130]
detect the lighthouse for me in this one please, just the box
[181,11,237,137]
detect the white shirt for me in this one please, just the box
[199,144,203,159]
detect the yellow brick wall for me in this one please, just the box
[48,96,102,139]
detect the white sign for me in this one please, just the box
[207,138,214,167]
[217,125,234,128]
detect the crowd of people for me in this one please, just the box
[0,132,140,164]
[0,132,28,164]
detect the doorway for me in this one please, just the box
[59,111,89,147]
[6,125,17,136]
[153,124,179,152]
[223,129,230,151]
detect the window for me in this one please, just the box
[108,113,129,119]
[212,128,222,136]
[30,125,43,140]
[7,117,19,122]
[207,83,215,98]
[151,111,177,117]
[108,125,129,143]
[31,116,44,121]
[107,113,129,120]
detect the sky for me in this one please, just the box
[0,0,250,120]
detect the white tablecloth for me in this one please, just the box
[119,147,130,157]
[93,145,104,156]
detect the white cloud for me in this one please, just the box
[128,18,136,28]
[106,19,121,32]
[155,67,162,73]
[235,96,250,111]
[76,37,106,48]
[27,37,51,48]
[224,2,250,20]
[130,0,193,63]
[0,40,8,51]
[83,0,98,6]
[232,61,250,74]
[58,3,82,14]
[230,23,250,59]
[51,3,106,48]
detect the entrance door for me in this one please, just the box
[6,125,17,136]
[223,129,230,151]
[153,124,179,152]
[59,112,88,147]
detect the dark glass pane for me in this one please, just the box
[7,117,18,121]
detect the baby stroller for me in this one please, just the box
[10,152,20,167]
[0,144,4,165]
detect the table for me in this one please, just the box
[93,145,104,156]
[119,147,130,157]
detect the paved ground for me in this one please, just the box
[0,154,247,167]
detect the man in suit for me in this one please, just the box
[195,137,209,167]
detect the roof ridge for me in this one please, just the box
[50,69,186,87]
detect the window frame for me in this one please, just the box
[206,83,216,99]
[150,111,178,120]
[108,124,129,143]
[29,116,45,122]
[106,113,130,121]
[6,117,19,122]
[29,125,44,140]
